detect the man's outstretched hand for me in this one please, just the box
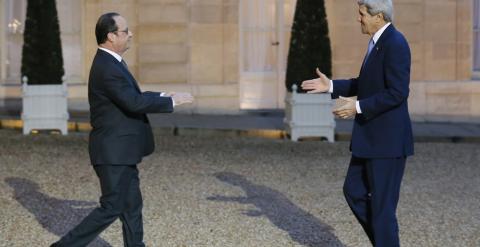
[301,68,331,93]
[167,92,194,106]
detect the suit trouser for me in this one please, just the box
[343,156,406,247]
[56,165,145,247]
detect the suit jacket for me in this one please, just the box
[88,49,173,165]
[332,25,414,158]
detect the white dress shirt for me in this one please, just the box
[99,47,122,62]
[329,22,391,114]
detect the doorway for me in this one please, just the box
[239,0,296,109]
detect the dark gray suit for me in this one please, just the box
[89,49,173,165]
[55,49,173,247]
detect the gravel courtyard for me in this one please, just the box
[0,128,479,247]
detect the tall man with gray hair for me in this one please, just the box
[302,0,413,246]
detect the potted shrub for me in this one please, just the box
[284,0,334,142]
[21,0,68,135]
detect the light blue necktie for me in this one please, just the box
[367,38,375,57]
[362,38,375,69]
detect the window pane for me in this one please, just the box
[475,0,480,29]
[243,31,277,72]
[241,0,277,72]
[4,0,26,83]
[474,32,480,71]
[475,0,480,71]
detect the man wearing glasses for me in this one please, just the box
[51,13,193,247]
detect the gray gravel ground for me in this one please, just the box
[0,128,479,247]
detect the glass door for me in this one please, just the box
[239,0,296,109]
[1,0,26,84]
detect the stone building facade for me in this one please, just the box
[0,0,479,122]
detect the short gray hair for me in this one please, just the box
[358,0,394,22]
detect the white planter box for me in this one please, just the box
[284,85,335,142]
[22,82,69,135]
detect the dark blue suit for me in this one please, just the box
[332,25,413,247]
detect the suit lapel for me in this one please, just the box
[96,49,141,93]
[116,61,141,93]
[360,25,396,74]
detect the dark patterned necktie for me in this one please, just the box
[120,59,128,70]
[119,59,141,92]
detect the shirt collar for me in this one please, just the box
[98,47,122,62]
[372,22,391,44]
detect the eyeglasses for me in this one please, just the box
[114,28,129,35]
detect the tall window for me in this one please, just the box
[1,0,27,83]
[238,0,296,109]
[1,0,82,84]
[239,0,296,74]
[240,0,277,73]
[474,0,480,72]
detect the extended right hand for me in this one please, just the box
[301,68,331,93]
[170,92,194,106]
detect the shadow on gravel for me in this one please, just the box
[5,177,111,247]
[207,172,345,247]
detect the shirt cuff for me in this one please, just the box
[356,101,362,114]
[328,80,333,93]
[160,93,175,107]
